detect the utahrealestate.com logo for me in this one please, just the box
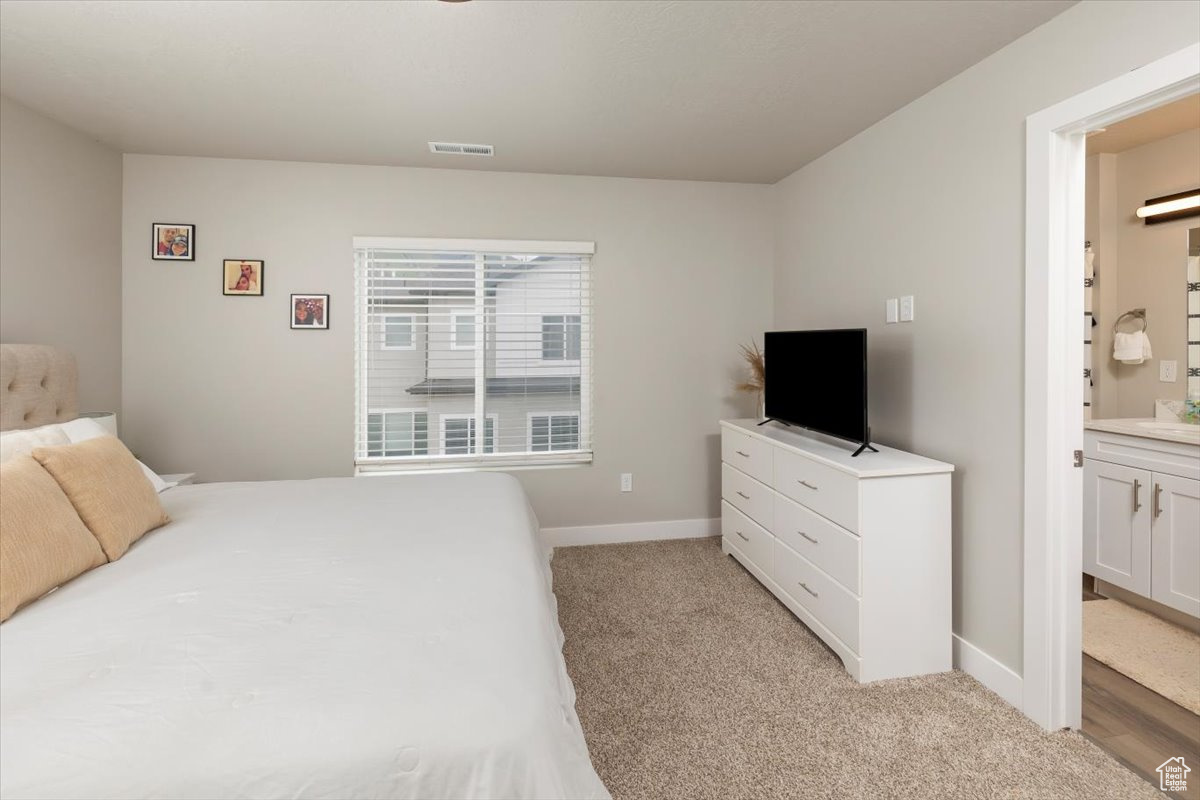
[1158,757,1191,793]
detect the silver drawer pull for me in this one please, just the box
[798,480,818,491]
[736,491,750,499]
[735,450,750,457]
[798,531,818,545]
[798,582,818,598]
[735,530,750,542]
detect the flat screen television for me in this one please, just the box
[762,329,876,456]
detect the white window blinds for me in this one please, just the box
[354,237,594,472]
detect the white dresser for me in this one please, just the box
[719,419,954,683]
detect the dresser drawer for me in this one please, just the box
[722,501,772,575]
[722,463,773,530]
[774,448,859,532]
[774,539,860,653]
[722,428,773,485]
[774,492,860,595]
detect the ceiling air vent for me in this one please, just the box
[428,141,494,157]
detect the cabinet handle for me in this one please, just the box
[1133,479,1141,512]
[735,450,750,457]
[798,480,819,491]
[798,582,818,598]
[736,491,750,500]
[735,530,750,542]
[798,531,819,545]
[1153,483,1163,519]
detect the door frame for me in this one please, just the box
[1022,43,1199,732]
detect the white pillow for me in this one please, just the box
[0,422,71,464]
[58,418,175,493]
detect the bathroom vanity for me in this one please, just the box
[1082,421,1200,618]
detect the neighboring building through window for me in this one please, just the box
[541,315,581,361]
[355,237,593,472]
[529,412,580,451]
[450,309,475,350]
[366,410,429,457]
[441,414,497,455]
[383,314,415,350]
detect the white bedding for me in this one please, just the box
[0,473,609,800]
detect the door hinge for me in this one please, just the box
[1073,450,1084,468]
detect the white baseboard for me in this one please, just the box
[541,517,719,548]
[953,634,1023,710]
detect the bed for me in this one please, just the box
[0,345,609,800]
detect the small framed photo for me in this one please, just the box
[291,294,329,329]
[223,260,264,296]
[152,223,195,261]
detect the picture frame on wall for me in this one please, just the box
[291,294,329,329]
[152,223,195,261]
[223,260,264,296]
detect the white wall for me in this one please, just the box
[772,0,1200,672]
[1110,128,1199,416]
[1088,130,1200,420]
[0,96,123,412]
[122,155,773,528]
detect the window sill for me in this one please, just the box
[355,452,592,476]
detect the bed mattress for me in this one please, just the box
[0,472,608,800]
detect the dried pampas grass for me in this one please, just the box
[737,341,765,396]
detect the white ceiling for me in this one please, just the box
[0,0,1073,184]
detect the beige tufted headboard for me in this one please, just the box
[0,344,79,432]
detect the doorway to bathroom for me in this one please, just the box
[1022,42,1197,738]
[1078,99,1199,793]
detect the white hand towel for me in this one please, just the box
[1114,331,1152,364]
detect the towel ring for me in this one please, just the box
[1112,308,1147,334]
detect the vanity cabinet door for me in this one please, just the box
[1150,473,1200,617]
[1083,459,1151,596]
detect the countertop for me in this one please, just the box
[1084,418,1200,446]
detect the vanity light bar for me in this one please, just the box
[1136,189,1200,225]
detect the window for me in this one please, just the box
[441,414,497,455]
[383,315,415,350]
[529,413,580,452]
[355,237,593,472]
[541,315,581,361]
[366,410,428,457]
[450,309,475,350]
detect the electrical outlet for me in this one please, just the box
[899,295,915,322]
[886,298,898,324]
[1160,360,1178,383]
[620,473,633,492]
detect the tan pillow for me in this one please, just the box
[32,436,169,561]
[0,455,107,621]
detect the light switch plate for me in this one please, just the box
[899,295,915,322]
[620,473,633,492]
[1160,360,1177,383]
[886,298,899,324]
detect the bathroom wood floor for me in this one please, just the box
[1081,590,1200,800]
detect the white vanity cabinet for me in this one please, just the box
[1082,459,1153,596]
[1083,429,1200,617]
[1151,473,1200,616]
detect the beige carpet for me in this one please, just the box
[1083,597,1200,714]
[553,537,1161,800]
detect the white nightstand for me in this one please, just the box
[160,473,196,486]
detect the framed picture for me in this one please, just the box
[291,294,329,329]
[223,260,264,296]
[152,223,195,261]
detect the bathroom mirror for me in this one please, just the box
[1189,228,1199,402]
